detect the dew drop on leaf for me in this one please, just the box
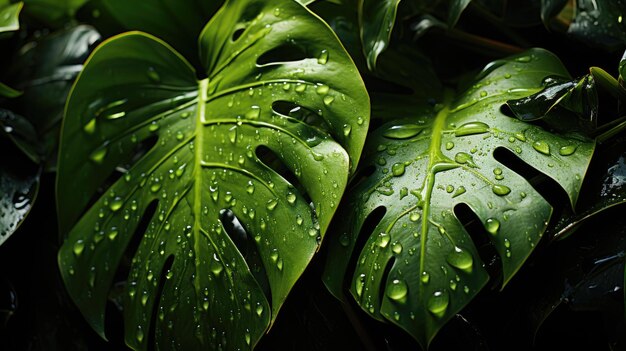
[317,49,329,64]
[427,290,450,318]
[446,246,473,272]
[454,122,490,136]
[559,145,577,156]
[485,218,500,235]
[532,140,550,155]
[383,124,422,139]
[386,279,408,301]
[492,184,511,196]
[73,239,85,256]
[391,163,405,176]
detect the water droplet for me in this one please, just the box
[410,212,421,222]
[504,73,512,79]
[316,84,330,95]
[445,142,454,150]
[73,240,85,256]
[421,271,430,284]
[339,233,350,247]
[386,279,408,302]
[485,218,500,235]
[245,331,251,345]
[454,152,476,167]
[492,184,511,196]
[455,122,490,136]
[246,106,260,119]
[446,247,473,272]
[559,145,577,156]
[446,185,454,193]
[147,67,160,83]
[228,127,237,144]
[286,192,296,204]
[357,117,364,125]
[83,118,96,134]
[210,254,223,277]
[427,290,449,318]
[383,124,423,139]
[150,181,162,193]
[246,181,255,194]
[89,146,108,164]
[256,303,264,317]
[504,238,511,248]
[452,186,466,198]
[391,163,405,176]
[148,121,159,132]
[295,84,306,92]
[355,273,366,297]
[109,197,123,212]
[376,232,390,248]
[532,141,550,155]
[480,91,487,97]
[136,326,144,343]
[323,95,335,106]
[343,124,352,136]
[515,56,531,63]
[392,242,403,254]
[266,199,278,211]
[317,50,329,64]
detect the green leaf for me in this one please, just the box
[540,0,568,23]
[567,0,626,51]
[360,0,402,70]
[84,0,224,66]
[0,1,21,33]
[0,109,40,246]
[448,0,471,27]
[8,25,100,171]
[57,0,369,349]
[21,0,86,27]
[323,48,594,347]
[0,82,21,98]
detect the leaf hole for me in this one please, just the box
[147,255,174,351]
[344,206,387,288]
[219,209,271,300]
[349,165,376,190]
[257,44,308,66]
[255,145,312,205]
[493,146,569,212]
[454,203,501,281]
[231,27,246,42]
[379,256,396,307]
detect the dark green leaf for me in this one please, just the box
[360,0,402,70]
[473,0,542,27]
[0,82,21,98]
[0,111,40,246]
[448,0,471,27]
[324,49,594,347]
[567,0,626,51]
[84,0,224,66]
[540,0,568,24]
[57,0,369,349]
[7,25,100,171]
[20,0,86,27]
[506,74,598,133]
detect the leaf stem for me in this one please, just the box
[444,29,524,56]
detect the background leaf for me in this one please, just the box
[360,0,402,70]
[57,0,369,349]
[324,48,594,347]
[0,1,22,33]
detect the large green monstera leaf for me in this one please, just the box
[56,0,368,349]
[324,48,594,347]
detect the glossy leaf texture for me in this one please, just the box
[0,1,21,33]
[57,0,369,350]
[567,0,626,51]
[7,25,100,171]
[82,0,224,67]
[360,0,401,70]
[324,48,594,348]
[0,110,40,246]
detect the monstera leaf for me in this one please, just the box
[324,48,595,347]
[57,0,369,349]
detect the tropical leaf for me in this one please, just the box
[82,0,224,67]
[324,48,595,347]
[20,0,87,27]
[0,1,21,33]
[0,109,40,246]
[57,0,369,349]
[360,0,402,70]
[7,25,100,171]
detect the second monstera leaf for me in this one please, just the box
[57,0,368,349]
[324,48,594,347]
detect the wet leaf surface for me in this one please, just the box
[57,0,369,349]
[324,48,595,347]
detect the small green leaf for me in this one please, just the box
[360,0,401,70]
[0,82,21,98]
[0,2,22,33]
[324,48,594,348]
[57,0,369,349]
